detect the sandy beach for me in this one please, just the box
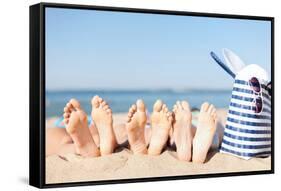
[45,109,271,184]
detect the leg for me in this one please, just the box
[112,123,152,147]
[126,100,148,154]
[91,96,116,156]
[172,101,193,161]
[46,128,73,156]
[148,100,173,155]
[64,99,100,157]
[192,102,217,163]
[89,123,100,147]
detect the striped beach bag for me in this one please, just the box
[211,49,271,159]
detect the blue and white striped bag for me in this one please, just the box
[211,49,271,160]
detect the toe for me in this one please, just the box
[167,112,173,123]
[168,115,173,123]
[97,97,103,103]
[127,108,133,122]
[66,102,74,111]
[91,96,100,108]
[181,101,190,111]
[106,109,112,116]
[136,99,146,112]
[128,111,133,118]
[163,106,168,113]
[176,101,183,110]
[129,104,137,113]
[213,113,217,120]
[207,104,214,114]
[201,102,210,112]
[69,98,81,110]
[101,100,107,107]
[103,105,109,111]
[153,99,163,112]
[63,112,70,119]
[211,112,217,119]
[162,104,168,112]
[63,118,69,125]
[166,111,172,117]
[128,104,136,118]
[64,106,70,113]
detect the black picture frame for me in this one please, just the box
[29,2,275,188]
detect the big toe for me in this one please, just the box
[200,102,210,112]
[69,98,81,110]
[136,99,146,112]
[91,95,100,108]
[207,104,215,114]
[153,99,163,112]
[66,102,74,112]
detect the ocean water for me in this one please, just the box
[46,89,232,118]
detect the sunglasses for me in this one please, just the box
[249,77,263,113]
[249,77,271,114]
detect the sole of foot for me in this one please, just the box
[126,99,148,154]
[192,102,217,163]
[173,100,193,161]
[91,95,116,156]
[63,99,100,157]
[148,100,173,155]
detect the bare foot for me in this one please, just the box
[63,99,100,157]
[173,101,193,161]
[63,98,101,147]
[192,102,217,163]
[148,100,173,155]
[126,100,148,154]
[91,95,116,156]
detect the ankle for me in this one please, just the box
[131,143,147,154]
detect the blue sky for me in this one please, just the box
[46,8,271,90]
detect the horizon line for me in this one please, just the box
[46,87,232,92]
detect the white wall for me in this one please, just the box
[0,0,279,190]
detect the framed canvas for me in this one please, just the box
[29,2,274,188]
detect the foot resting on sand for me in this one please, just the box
[63,99,100,157]
[192,102,217,163]
[126,99,148,154]
[91,95,117,156]
[148,100,173,155]
[173,101,193,161]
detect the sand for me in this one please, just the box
[45,109,271,184]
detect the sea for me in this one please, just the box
[46,89,232,118]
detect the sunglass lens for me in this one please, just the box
[250,77,261,92]
[255,97,263,113]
